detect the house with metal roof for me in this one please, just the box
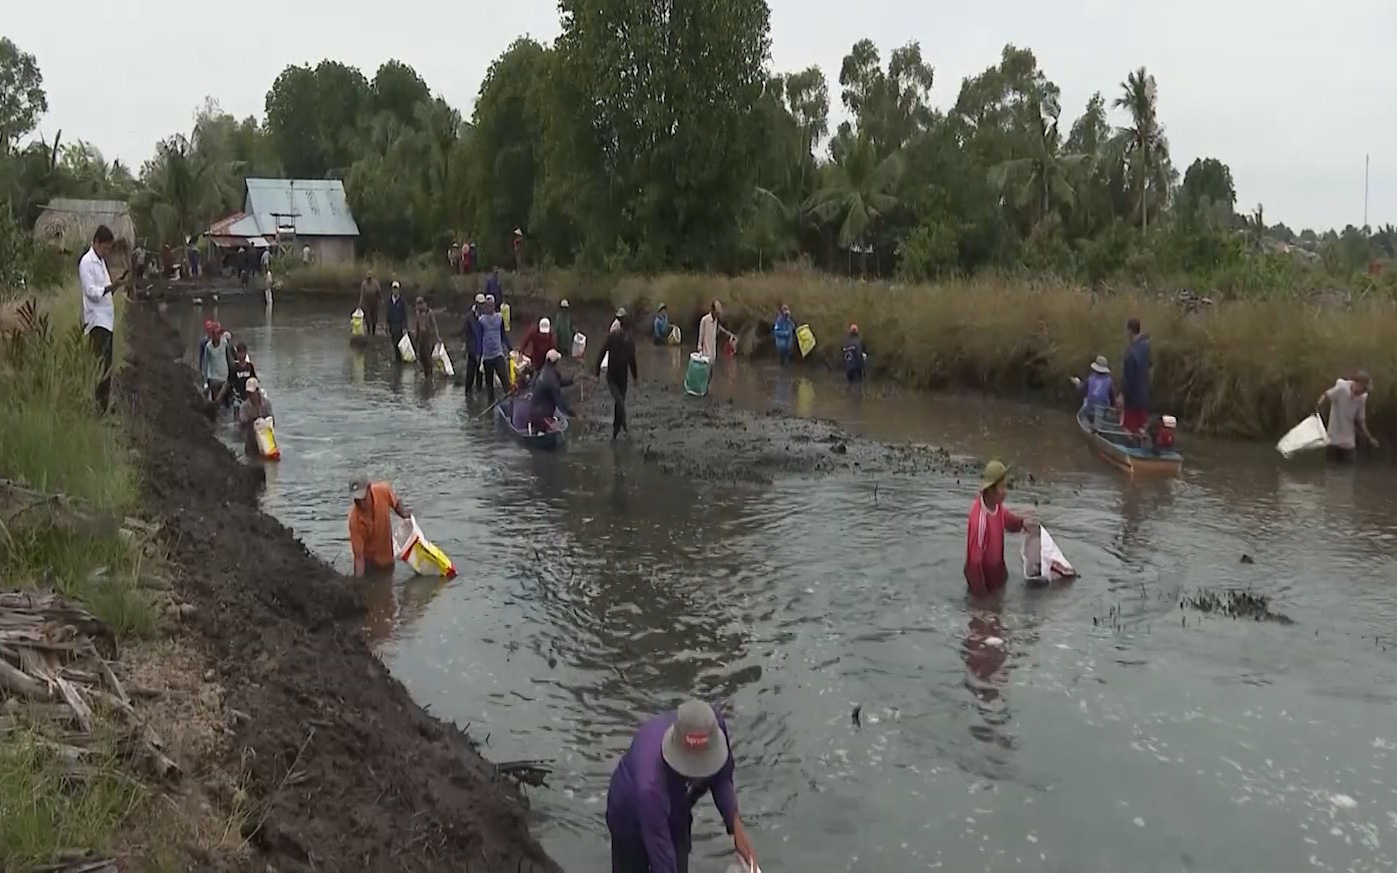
[207,178,360,264]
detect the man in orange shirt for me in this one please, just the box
[348,473,412,577]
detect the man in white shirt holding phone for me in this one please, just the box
[78,225,127,413]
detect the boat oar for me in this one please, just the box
[479,388,518,419]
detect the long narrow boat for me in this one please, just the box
[1076,407,1183,476]
[496,398,569,451]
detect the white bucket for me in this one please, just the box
[571,332,587,358]
[1277,412,1328,458]
[397,334,417,362]
[432,342,455,376]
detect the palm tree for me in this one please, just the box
[803,134,904,273]
[741,187,800,270]
[141,137,234,244]
[1112,67,1170,235]
[988,97,1090,228]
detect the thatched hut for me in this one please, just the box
[32,199,135,253]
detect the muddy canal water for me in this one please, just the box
[192,299,1396,873]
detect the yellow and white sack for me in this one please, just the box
[391,516,458,578]
[432,342,455,376]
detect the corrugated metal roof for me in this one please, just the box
[243,178,360,238]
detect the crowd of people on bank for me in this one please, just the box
[73,220,1385,873]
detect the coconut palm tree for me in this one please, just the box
[803,134,904,272]
[988,97,1090,229]
[1112,67,1170,235]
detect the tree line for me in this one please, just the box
[1,18,1393,297]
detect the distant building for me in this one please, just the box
[33,199,134,252]
[206,178,360,265]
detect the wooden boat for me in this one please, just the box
[1076,406,1183,476]
[496,397,568,450]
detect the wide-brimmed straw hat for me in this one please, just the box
[979,460,1009,493]
[1090,355,1110,374]
[661,700,729,779]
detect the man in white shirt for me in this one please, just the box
[79,225,126,412]
[696,300,736,392]
[1318,371,1379,463]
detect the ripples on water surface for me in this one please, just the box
[202,302,1397,873]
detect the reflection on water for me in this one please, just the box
[191,299,1397,873]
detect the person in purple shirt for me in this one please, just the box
[607,700,758,873]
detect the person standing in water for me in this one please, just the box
[607,699,757,873]
[841,324,866,383]
[652,303,671,345]
[476,297,513,403]
[1318,370,1379,463]
[348,473,412,577]
[772,304,796,365]
[358,270,382,336]
[596,310,639,440]
[964,460,1038,597]
[463,293,484,397]
[412,297,441,380]
[386,281,408,353]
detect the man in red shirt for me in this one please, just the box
[963,460,1038,596]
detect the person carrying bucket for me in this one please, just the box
[518,316,556,366]
[358,270,382,336]
[964,460,1038,597]
[772,304,795,365]
[236,377,274,454]
[386,281,408,352]
[607,699,758,873]
[652,303,671,345]
[412,297,442,380]
[1317,370,1379,463]
[348,473,412,577]
[595,309,639,440]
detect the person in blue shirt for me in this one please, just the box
[842,323,866,383]
[484,268,503,307]
[607,699,757,873]
[772,304,795,365]
[1071,355,1118,427]
[652,303,671,345]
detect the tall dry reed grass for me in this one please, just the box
[538,270,1397,443]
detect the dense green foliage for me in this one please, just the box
[2,20,1395,295]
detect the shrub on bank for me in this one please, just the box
[537,270,1397,443]
[0,286,162,867]
[282,258,455,295]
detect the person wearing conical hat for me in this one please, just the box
[964,460,1038,596]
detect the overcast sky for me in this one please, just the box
[6,0,1392,231]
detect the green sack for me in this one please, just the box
[684,354,711,396]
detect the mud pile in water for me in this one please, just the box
[122,308,559,873]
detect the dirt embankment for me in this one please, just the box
[124,308,560,873]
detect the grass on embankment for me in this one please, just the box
[0,287,166,868]
[537,270,1397,444]
[280,259,456,294]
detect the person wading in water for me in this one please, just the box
[963,460,1039,597]
[348,473,412,577]
[412,297,442,380]
[476,297,513,404]
[595,309,639,441]
[386,281,408,353]
[358,270,382,336]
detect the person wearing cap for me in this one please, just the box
[348,474,411,577]
[606,699,756,873]
[528,349,577,433]
[964,460,1038,596]
[228,342,258,403]
[772,304,796,366]
[412,296,442,379]
[652,303,671,345]
[596,310,639,440]
[554,299,575,357]
[1317,370,1379,463]
[518,316,557,368]
[1070,355,1117,424]
[386,281,408,351]
[841,324,866,384]
[235,378,274,453]
[463,293,485,396]
[697,300,735,364]
[358,270,382,336]
[476,297,513,403]
[202,321,234,404]
[196,319,219,378]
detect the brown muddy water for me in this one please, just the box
[188,299,1396,873]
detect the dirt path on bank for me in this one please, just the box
[123,308,560,873]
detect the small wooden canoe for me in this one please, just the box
[496,398,568,451]
[1076,407,1183,476]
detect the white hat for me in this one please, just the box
[539,318,552,334]
[559,299,569,308]
[661,700,729,779]
[1090,355,1110,374]
[475,293,485,304]
[391,280,401,289]
[245,377,260,393]
[486,294,495,303]
[545,349,561,363]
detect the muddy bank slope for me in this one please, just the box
[125,308,560,873]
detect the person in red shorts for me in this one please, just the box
[1120,317,1151,433]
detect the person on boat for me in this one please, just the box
[386,281,408,352]
[607,699,757,873]
[772,304,796,365]
[596,310,639,441]
[653,303,671,345]
[228,342,257,404]
[462,293,484,397]
[412,296,442,380]
[842,324,866,384]
[518,317,557,367]
[1318,371,1379,463]
[348,473,412,577]
[964,460,1038,597]
[528,350,577,433]
[1070,355,1117,422]
[1121,318,1151,434]
[235,377,274,453]
[554,299,576,358]
[477,297,513,404]
[358,270,382,336]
